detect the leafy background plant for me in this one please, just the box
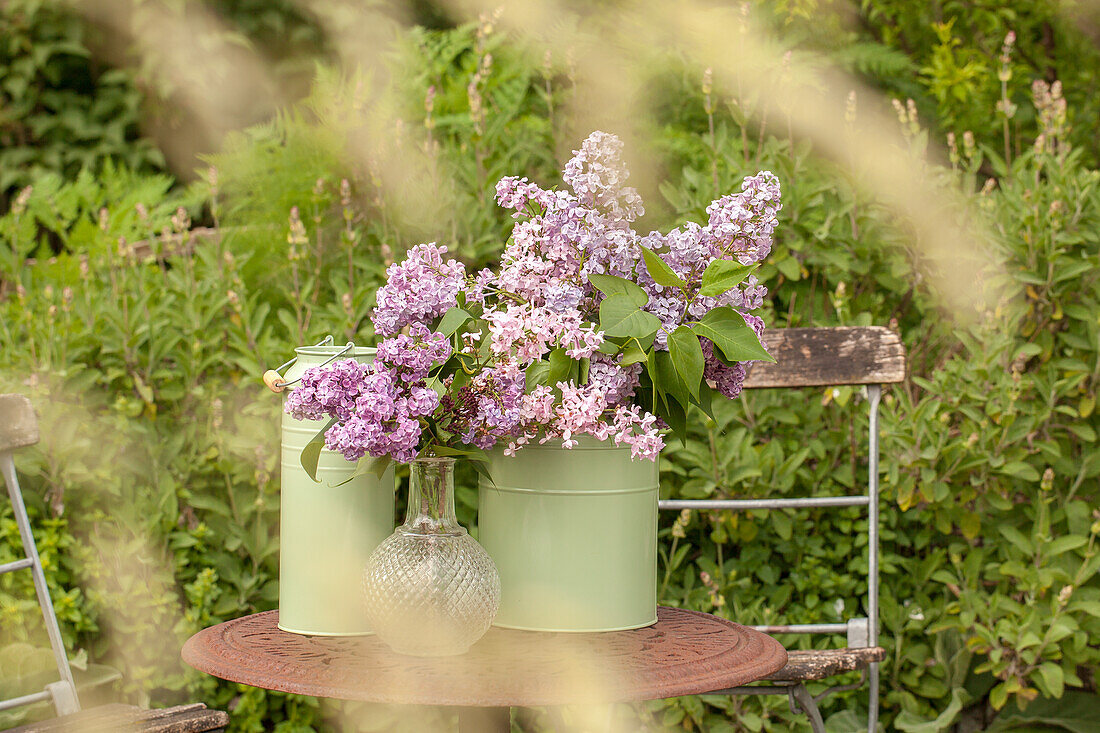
[1,1,1099,731]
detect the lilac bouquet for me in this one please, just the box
[287,131,780,478]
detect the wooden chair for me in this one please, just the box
[659,327,906,732]
[0,394,229,732]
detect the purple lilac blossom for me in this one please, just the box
[636,170,781,349]
[283,326,452,463]
[290,131,778,466]
[371,243,466,336]
[587,353,642,406]
[701,338,748,400]
[441,364,525,450]
[284,359,372,423]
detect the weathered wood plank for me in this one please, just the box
[0,394,39,451]
[744,326,906,389]
[7,703,229,732]
[764,646,886,682]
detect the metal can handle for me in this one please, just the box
[263,336,354,393]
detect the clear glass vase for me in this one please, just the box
[362,456,500,656]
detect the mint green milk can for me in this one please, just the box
[479,437,659,632]
[274,342,395,636]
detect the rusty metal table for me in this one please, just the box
[182,607,786,730]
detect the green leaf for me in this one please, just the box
[430,444,491,463]
[588,273,648,306]
[895,688,965,732]
[998,525,1033,556]
[1036,662,1064,698]
[695,382,715,419]
[699,260,755,297]
[334,455,393,486]
[1045,535,1087,557]
[525,360,550,392]
[640,246,687,288]
[300,418,336,483]
[988,682,1008,711]
[691,307,775,363]
[988,690,1100,733]
[999,461,1040,482]
[470,459,495,486]
[598,294,663,339]
[652,350,692,409]
[661,391,688,443]
[369,456,392,480]
[547,348,572,386]
[597,340,621,355]
[647,352,687,442]
[666,326,704,399]
[435,307,472,337]
[620,339,649,366]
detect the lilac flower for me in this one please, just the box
[563,131,644,222]
[372,243,466,336]
[437,364,525,450]
[284,359,372,422]
[587,353,642,406]
[375,324,452,381]
[288,131,778,466]
[483,303,604,362]
[284,326,452,463]
[701,338,748,400]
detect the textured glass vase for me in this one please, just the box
[362,456,500,656]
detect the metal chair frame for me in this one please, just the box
[0,397,81,717]
[659,375,886,732]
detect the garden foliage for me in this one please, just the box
[1,2,1099,732]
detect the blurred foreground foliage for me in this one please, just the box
[1,2,1099,731]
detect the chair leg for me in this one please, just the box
[789,684,826,733]
[2,452,80,715]
[868,661,879,732]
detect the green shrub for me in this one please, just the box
[0,1,163,200]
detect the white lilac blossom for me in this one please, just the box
[562,131,644,223]
[286,131,780,465]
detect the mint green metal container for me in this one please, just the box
[479,437,659,632]
[279,344,395,636]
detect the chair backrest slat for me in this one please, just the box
[745,326,905,389]
[0,394,40,452]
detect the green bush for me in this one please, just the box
[0,0,163,200]
[2,7,1099,733]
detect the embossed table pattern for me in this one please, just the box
[182,607,786,711]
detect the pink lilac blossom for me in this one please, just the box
[483,303,603,361]
[505,381,663,461]
[372,243,466,336]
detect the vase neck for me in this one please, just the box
[403,457,462,535]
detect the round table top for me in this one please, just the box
[181,607,787,707]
